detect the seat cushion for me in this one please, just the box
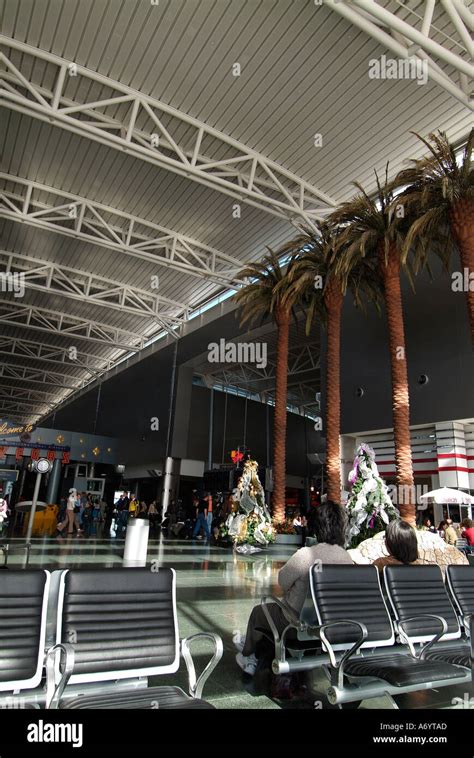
[61,686,215,709]
[344,654,467,687]
[425,643,471,668]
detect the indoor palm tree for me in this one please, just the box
[233,251,300,524]
[394,129,473,343]
[329,169,416,525]
[278,224,382,504]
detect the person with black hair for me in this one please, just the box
[373,519,420,571]
[235,501,353,675]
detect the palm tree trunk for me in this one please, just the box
[379,244,415,526]
[324,277,343,503]
[272,308,290,524]
[450,199,474,344]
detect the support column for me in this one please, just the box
[161,457,181,518]
[207,387,214,471]
[46,458,62,504]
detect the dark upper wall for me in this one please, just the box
[188,385,317,477]
[43,316,319,475]
[329,252,474,435]
[44,343,175,464]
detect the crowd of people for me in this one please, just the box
[57,489,108,537]
[54,487,474,552]
[55,488,235,541]
[422,516,474,548]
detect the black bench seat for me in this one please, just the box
[62,686,215,709]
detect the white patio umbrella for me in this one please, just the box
[419,487,474,504]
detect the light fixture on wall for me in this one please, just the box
[56,434,64,444]
[92,447,100,456]
[418,374,429,385]
[356,387,364,398]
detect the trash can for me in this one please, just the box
[123,518,149,564]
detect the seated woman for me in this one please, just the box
[235,501,353,675]
[373,519,419,571]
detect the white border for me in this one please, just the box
[55,568,180,685]
[0,569,50,693]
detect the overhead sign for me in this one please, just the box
[0,419,36,438]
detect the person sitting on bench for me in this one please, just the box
[373,519,420,572]
[235,501,353,675]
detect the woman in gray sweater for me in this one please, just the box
[236,501,353,675]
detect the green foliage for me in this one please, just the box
[233,249,301,327]
[393,129,473,270]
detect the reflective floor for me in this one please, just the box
[4,535,474,710]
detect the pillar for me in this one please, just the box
[160,457,181,518]
[207,387,214,471]
[46,458,62,504]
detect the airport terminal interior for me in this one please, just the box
[0,0,473,715]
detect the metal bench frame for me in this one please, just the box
[45,568,223,708]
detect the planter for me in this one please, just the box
[272,533,303,546]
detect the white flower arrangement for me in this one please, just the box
[346,443,399,547]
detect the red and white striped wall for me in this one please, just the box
[340,419,474,492]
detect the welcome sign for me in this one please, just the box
[0,419,36,437]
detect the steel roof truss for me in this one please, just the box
[0,175,243,286]
[0,37,337,227]
[0,300,145,350]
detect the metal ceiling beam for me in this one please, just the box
[0,413,41,423]
[0,410,42,423]
[0,174,244,287]
[200,342,320,380]
[0,397,54,413]
[323,0,472,110]
[0,36,337,228]
[0,362,84,390]
[0,382,60,400]
[0,300,146,350]
[355,0,473,74]
[0,387,56,408]
[0,335,115,372]
[0,250,187,329]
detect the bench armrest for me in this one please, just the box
[181,633,223,700]
[307,619,368,689]
[261,596,301,636]
[396,614,448,659]
[45,643,75,709]
[467,614,473,665]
